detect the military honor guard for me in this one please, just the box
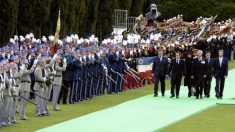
[19,59,37,120]
[52,55,67,110]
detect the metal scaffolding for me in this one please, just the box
[113,9,137,29]
[113,9,128,29]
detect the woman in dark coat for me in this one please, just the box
[184,51,194,97]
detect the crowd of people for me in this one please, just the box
[0,13,234,129]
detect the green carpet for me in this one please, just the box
[37,69,235,132]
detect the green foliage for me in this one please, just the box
[0,0,19,44]
[0,0,235,45]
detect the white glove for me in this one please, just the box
[37,54,41,59]
[63,58,67,64]
[82,56,86,60]
[122,50,125,55]
[43,77,47,82]
[9,79,12,84]
[34,59,38,65]
[9,69,13,78]
[52,71,56,75]
[28,55,32,60]
[53,54,58,60]
[97,52,101,57]
[125,62,130,70]
[130,50,133,55]
[20,64,25,70]
[91,54,95,60]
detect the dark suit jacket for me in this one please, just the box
[206,58,215,78]
[168,59,185,80]
[191,57,207,86]
[185,57,193,77]
[152,56,168,77]
[214,57,228,78]
[184,57,193,86]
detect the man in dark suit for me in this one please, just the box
[191,50,207,99]
[152,49,168,97]
[168,52,185,98]
[214,50,228,99]
[204,51,214,98]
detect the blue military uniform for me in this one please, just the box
[60,45,74,104]
[80,55,87,101]
[107,51,118,93]
[70,50,83,103]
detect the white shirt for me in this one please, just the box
[207,58,210,63]
[219,57,223,67]
[176,59,180,64]
[160,56,163,62]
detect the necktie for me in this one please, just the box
[220,58,222,67]
[42,69,45,77]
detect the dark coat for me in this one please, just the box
[152,56,168,77]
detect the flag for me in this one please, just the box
[51,9,61,55]
[54,9,61,43]
[219,26,231,35]
[136,57,155,72]
[196,14,218,38]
